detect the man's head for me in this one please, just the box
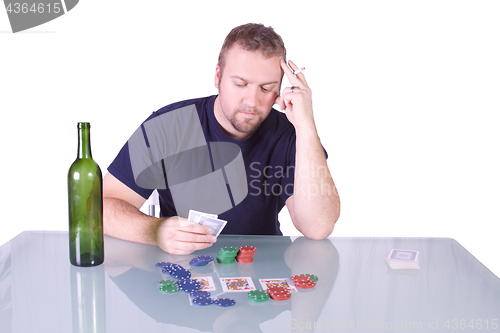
[214,23,287,140]
[217,23,287,82]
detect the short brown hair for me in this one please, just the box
[218,23,286,76]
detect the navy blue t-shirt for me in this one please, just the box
[108,95,299,235]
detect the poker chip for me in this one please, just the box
[267,286,291,301]
[214,298,236,307]
[294,279,317,289]
[178,279,201,293]
[157,280,178,287]
[155,262,172,268]
[247,290,270,303]
[291,274,318,289]
[170,268,191,280]
[192,296,214,306]
[217,246,239,264]
[291,274,312,283]
[236,258,253,264]
[236,246,257,263]
[190,290,211,298]
[304,274,318,282]
[161,262,192,280]
[159,284,179,293]
[270,291,291,301]
[189,255,214,266]
[267,286,288,295]
[295,280,317,289]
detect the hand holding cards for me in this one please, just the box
[188,210,227,237]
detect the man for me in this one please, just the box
[103,23,340,255]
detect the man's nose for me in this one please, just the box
[243,87,259,108]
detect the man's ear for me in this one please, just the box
[214,64,221,89]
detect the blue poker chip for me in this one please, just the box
[178,279,201,293]
[155,262,172,268]
[189,255,214,266]
[190,290,211,298]
[214,298,236,307]
[192,297,214,306]
[167,263,184,272]
[171,269,191,280]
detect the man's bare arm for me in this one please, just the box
[276,60,340,239]
[103,173,217,255]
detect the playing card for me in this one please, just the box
[259,278,298,292]
[192,276,216,291]
[198,216,227,237]
[220,277,256,292]
[388,249,419,262]
[187,209,218,223]
[385,249,420,269]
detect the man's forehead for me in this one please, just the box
[224,45,283,82]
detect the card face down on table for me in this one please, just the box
[384,249,420,269]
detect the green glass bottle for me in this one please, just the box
[68,122,104,266]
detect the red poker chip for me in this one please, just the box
[291,275,312,283]
[239,246,257,252]
[295,280,316,289]
[267,286,287,295]
[236,258,254,263]
[236,255,255,259]
[236,252,255,257]
[270,291,291,300]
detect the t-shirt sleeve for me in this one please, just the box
[107,141,154,200]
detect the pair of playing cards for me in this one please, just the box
[217,277,298,292]
[384,249,420,269]
[188,209,227,237]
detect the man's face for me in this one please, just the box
[214,44,282,140]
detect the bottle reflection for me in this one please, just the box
[70,265,107,333]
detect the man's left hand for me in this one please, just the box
[275,59,315,131]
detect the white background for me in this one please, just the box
[1,1,499,277]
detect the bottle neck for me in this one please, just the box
[78,123,92,159]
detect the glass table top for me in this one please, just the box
[0,231,499,332]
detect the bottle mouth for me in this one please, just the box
[78,122,91,129]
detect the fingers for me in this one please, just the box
[280,59,308,86]
[157,217,217,255]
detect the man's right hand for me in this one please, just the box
[103,173,218,255]
[155,216,217,255]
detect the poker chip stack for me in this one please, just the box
[291,274,317,289]
[236,246,257,263]
[247,290,270,303]
[267,286,291,301]
[217,246,239,264]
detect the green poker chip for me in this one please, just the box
[247,290,270,302]
[159,284,179,293]
[216,257,236,264]
[304,274,318,282]
[157,280,178,287]
[218,247,238,257]
[217,247,238,264]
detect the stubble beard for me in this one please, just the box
[218,96,265,135]
[228,108,265,134]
